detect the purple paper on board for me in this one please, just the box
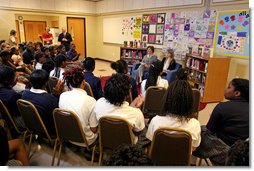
[184,24,190,31]
[238,16,243,22]
[203,10,211,18]
[171,13,176,19]
[237,32,247,37]
[242,20,249,27]
[225,25,230,30]
[189,30,195,37]
[174,18,180,24]
[174,30,179,36]
[206,32,214,39]
[165,24,170,29]
[231,25,236,30]
[217,36,222,44]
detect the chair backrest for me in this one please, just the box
[47,76,59,94]
[53,108,89,148]
[142,86,167,118]
[192,88,201,119]
[0,100,24,135]
[16,99,53,141]
[99,116,134,151]
[84,82,94,97]
[149,127,192,166]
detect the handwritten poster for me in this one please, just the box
[213,10,249,58]
[122,16,142,42]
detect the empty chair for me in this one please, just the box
[84,82,94,97]
[16,99,56,156]
[98,116,135,165]
[149,128,192,166]
[0,99,26,138]
[52,108,96,166]
[47,76,59,94]
[192,89,201,119]
[142,86,167,119]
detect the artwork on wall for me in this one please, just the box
[142,13,166,45]
[213,10,249,58]
[163,10,217,55]
[122,16,142,41]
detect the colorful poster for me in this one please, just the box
[148,34,156,44]
[157,13,166,24]
[214,10,249,58]
[135,17,142,28]
[133,30,141,39]
[156,24,164,34]
[149,14,157,24]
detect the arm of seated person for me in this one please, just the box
[130,95,144,108]
[90,126,98,133]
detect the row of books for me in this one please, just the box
[121,49,146,58]
[186,58,208,73]
[188,70,206,84]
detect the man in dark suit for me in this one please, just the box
[58,27,72,52]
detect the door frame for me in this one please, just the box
[23,20,47,42]
[67,17,87,58]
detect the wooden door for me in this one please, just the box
[15,20,21,44]
[23,21,46,43]
[67,18,86,57]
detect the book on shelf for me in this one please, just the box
[198,85,204,97]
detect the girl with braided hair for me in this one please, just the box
[59,66,98,146]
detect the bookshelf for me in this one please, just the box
[185,53,231,103]
[120,46,147,74]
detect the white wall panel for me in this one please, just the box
[40,0,56,11]
[155,0,169,8]
[115,0,124,12]
[0,0,10,7]
[133,0,143,10]
[143,0,156,9]
[123,0,133,11]
[168,0,184,6]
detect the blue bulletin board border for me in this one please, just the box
[213,9,250,58]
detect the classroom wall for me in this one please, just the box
[94,0,249,83]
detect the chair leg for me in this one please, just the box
[197,158,202,166]
[98,149,103,166]
[204,158,213,166]
[51,139,59,166]
[90,145,96,166]
[27,134,33,157]
[57,143,63,166]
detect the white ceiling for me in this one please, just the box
[82,0,104,2]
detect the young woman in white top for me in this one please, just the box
[59,66,98,146]
[146,80,201,152]
[141,60,168,97]
[50,54,66,81]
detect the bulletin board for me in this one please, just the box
[163,10,217,54]
[213,10,249,58]
[141,13,166,46]
[103,16,142,44]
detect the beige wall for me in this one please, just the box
[0,9,97,58]
[94,2,249,83]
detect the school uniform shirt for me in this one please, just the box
[141,76,169,96]
[59,88,98,146]
[11,54,24,66]
[84,71,103,100]
[50,67,65,81]
[22,88,59,135]
[146,115,201,148]
[35,62,43,70]
[93,97,145,143]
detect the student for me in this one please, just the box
[50,54,67,81]
[146,80,201,152]
[93,73,145,144]
[141,60,168,97]
[10,46,24,67]
[0,126,30,166]
[132,46,157,83]
[22,69,61,135]
[57,45,66,56]
[34,52,46,70]
[22,42,34,66]
[66,43,80,61]
[83,57,103,100]
[0,66,26,137]
[59,66,98,146]
[193,78,249,165]
[225,139,249,166]
[42,60,55,74]
[105,144,153,166]
[111,59,138,99]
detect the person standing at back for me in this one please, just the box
[42,27,53,46]
[58,27,72,52]
[8,30,18,47]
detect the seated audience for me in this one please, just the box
[22,42,34,66]
[111,59,138,99]
[49,45,57,62]
[225,139,249,166]
[42,60,55,74]
[50,54,67,81]
[132,46,157,83]
[141,60,168,97]
[34,52,46,70]
[146,80,201,152]
[59,66,98,146]
[0,66,26,136]
[0,126,29,166]
[57,45,66,56]
[105,144,153,166]
[22,69,61,135]
[93,73,145,144]
[83,57,103,100]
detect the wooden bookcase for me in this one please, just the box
[120,46,147,74]
[185,53,231,103]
